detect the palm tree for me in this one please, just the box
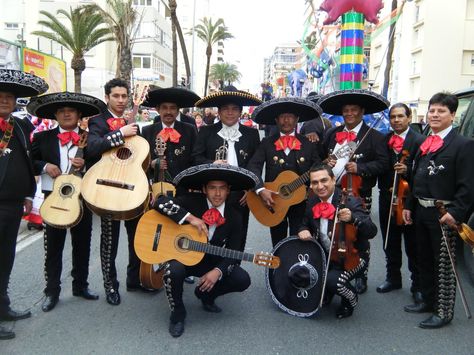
[83,0,138,87]
[188,17,234,95]
[209,62,242,89]
[169,0,191,87]
[32,7,113,92]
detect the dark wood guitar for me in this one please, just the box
[135,210,280,268]
[40,132,87,229]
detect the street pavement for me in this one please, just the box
[1,203,474,354]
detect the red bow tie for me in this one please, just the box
[0,117,12,132]
[57,131,80,146]
[159,127,181,143]
[388,134,404,152]
[274,135,301,151]
[312,201,336,220]
[420,135,443,156]
[335,131,357,145]
[107,118,126,131]
[202,208,226,227]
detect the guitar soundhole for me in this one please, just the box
[116,147,132,160]
[176,235,190,251]
[279,185,291,198]
[60,184,74,197]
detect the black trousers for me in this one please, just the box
[379,191,419,289]
[0,201,23,313]
[270,201,306,247]
[99,216,141,292]
[414,204,456,320]
[163,255,251,322]
[43,205,93,296]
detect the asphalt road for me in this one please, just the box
[2,204,474,354]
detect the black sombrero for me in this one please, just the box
[266,236,326,318]
[306,91,322,103]
[173,164,259,191]
[142,87,201,108]
[0,69,48,98]
[195,85,262,108]
[27,92,107,119]
[317,89,389,115]
[252,97,323,125]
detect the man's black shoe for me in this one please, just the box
[72,288,99,300]
[322,292,334,306]
[41,295,59,312]
[336,304,354,319]
[354,278,367,294]
[184,276,195,284]
[169,320,185,338]
[376,280,402,293]
[404,302,433,313]
[194,287,222,313]
[0,326,15,340]
[126,284,159,293]
[412,291,423,304]
[0,308,31,321]
[105,289,121,306]
[419,315,451,329]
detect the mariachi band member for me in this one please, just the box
[192,86,262,250]
[140,87,199,195]
[86,78,147,305]
[28,92,105,312]
[318,89,390,294]
[403,92,474,329]
[152,164,259,337]
[0,69,48,340]
[248,97,322,247]
[298,164,377,318]
[376,103,424,298]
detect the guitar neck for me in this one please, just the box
[286,171,310,193]
[186,239,255,263]
[67,146,84,175]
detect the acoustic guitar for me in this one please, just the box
[134,210,280,268]
[40,132,88,229]
[82,84,151,220]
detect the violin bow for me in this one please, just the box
[384,172,398,250]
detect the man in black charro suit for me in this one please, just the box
[403,92,474,329]
[0,69,48,340]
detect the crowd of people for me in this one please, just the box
[0,69,473,340]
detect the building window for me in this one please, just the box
[471,54,474,66]
[133,55,152,69]
[5,23,19,30]
[133,0,152,6]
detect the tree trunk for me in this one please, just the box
[171,16,178,86]
[175,18,191,86]
[382,0,398,98]
[204,45,212,96]
[71,55,86,93]
[119,43,133,89]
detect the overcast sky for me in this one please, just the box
[211,0,309,94]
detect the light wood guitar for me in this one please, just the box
[135,210,280,268]
[82,84,151,220]
[40,132,87,229]
[246,170,310,227]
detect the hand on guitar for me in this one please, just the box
[344,162,358,174]
[393,162,407,175]
[45,163,62,178]
[337,208,352,223]
[185,214,209,236]
[305,132,319,143]
[325,157,337,168]
[259,188,279,208]
[402,209,413,225]
[213,159,228,165]
[440,211,457,229]
[239,191,248,207]
[70,157,85,171]
[120,123,138,137]
[298,229,313,241]
[198,268,221,292]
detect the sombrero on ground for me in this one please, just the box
[266,236,326,318]
[252,97,323,125]
[317,89,389,115]
[0,69,48,98]
[173,164,259,191]
[195,85,262,108]
[27,92,106,119]
[142,87,201,108]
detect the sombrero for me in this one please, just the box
[0,69,48,98]
[306,91,322,103]
[173,164,259,191]
[317,89,389,115]
[195,85,262,108]
[142,87,201,108]
[252,97,323,125]
[266,236,326,318]
[27,92,107,119]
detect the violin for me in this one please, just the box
[391,150,410,225]
[330,189,359,271]
[340,153,363,197]
[436,201,474,249]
